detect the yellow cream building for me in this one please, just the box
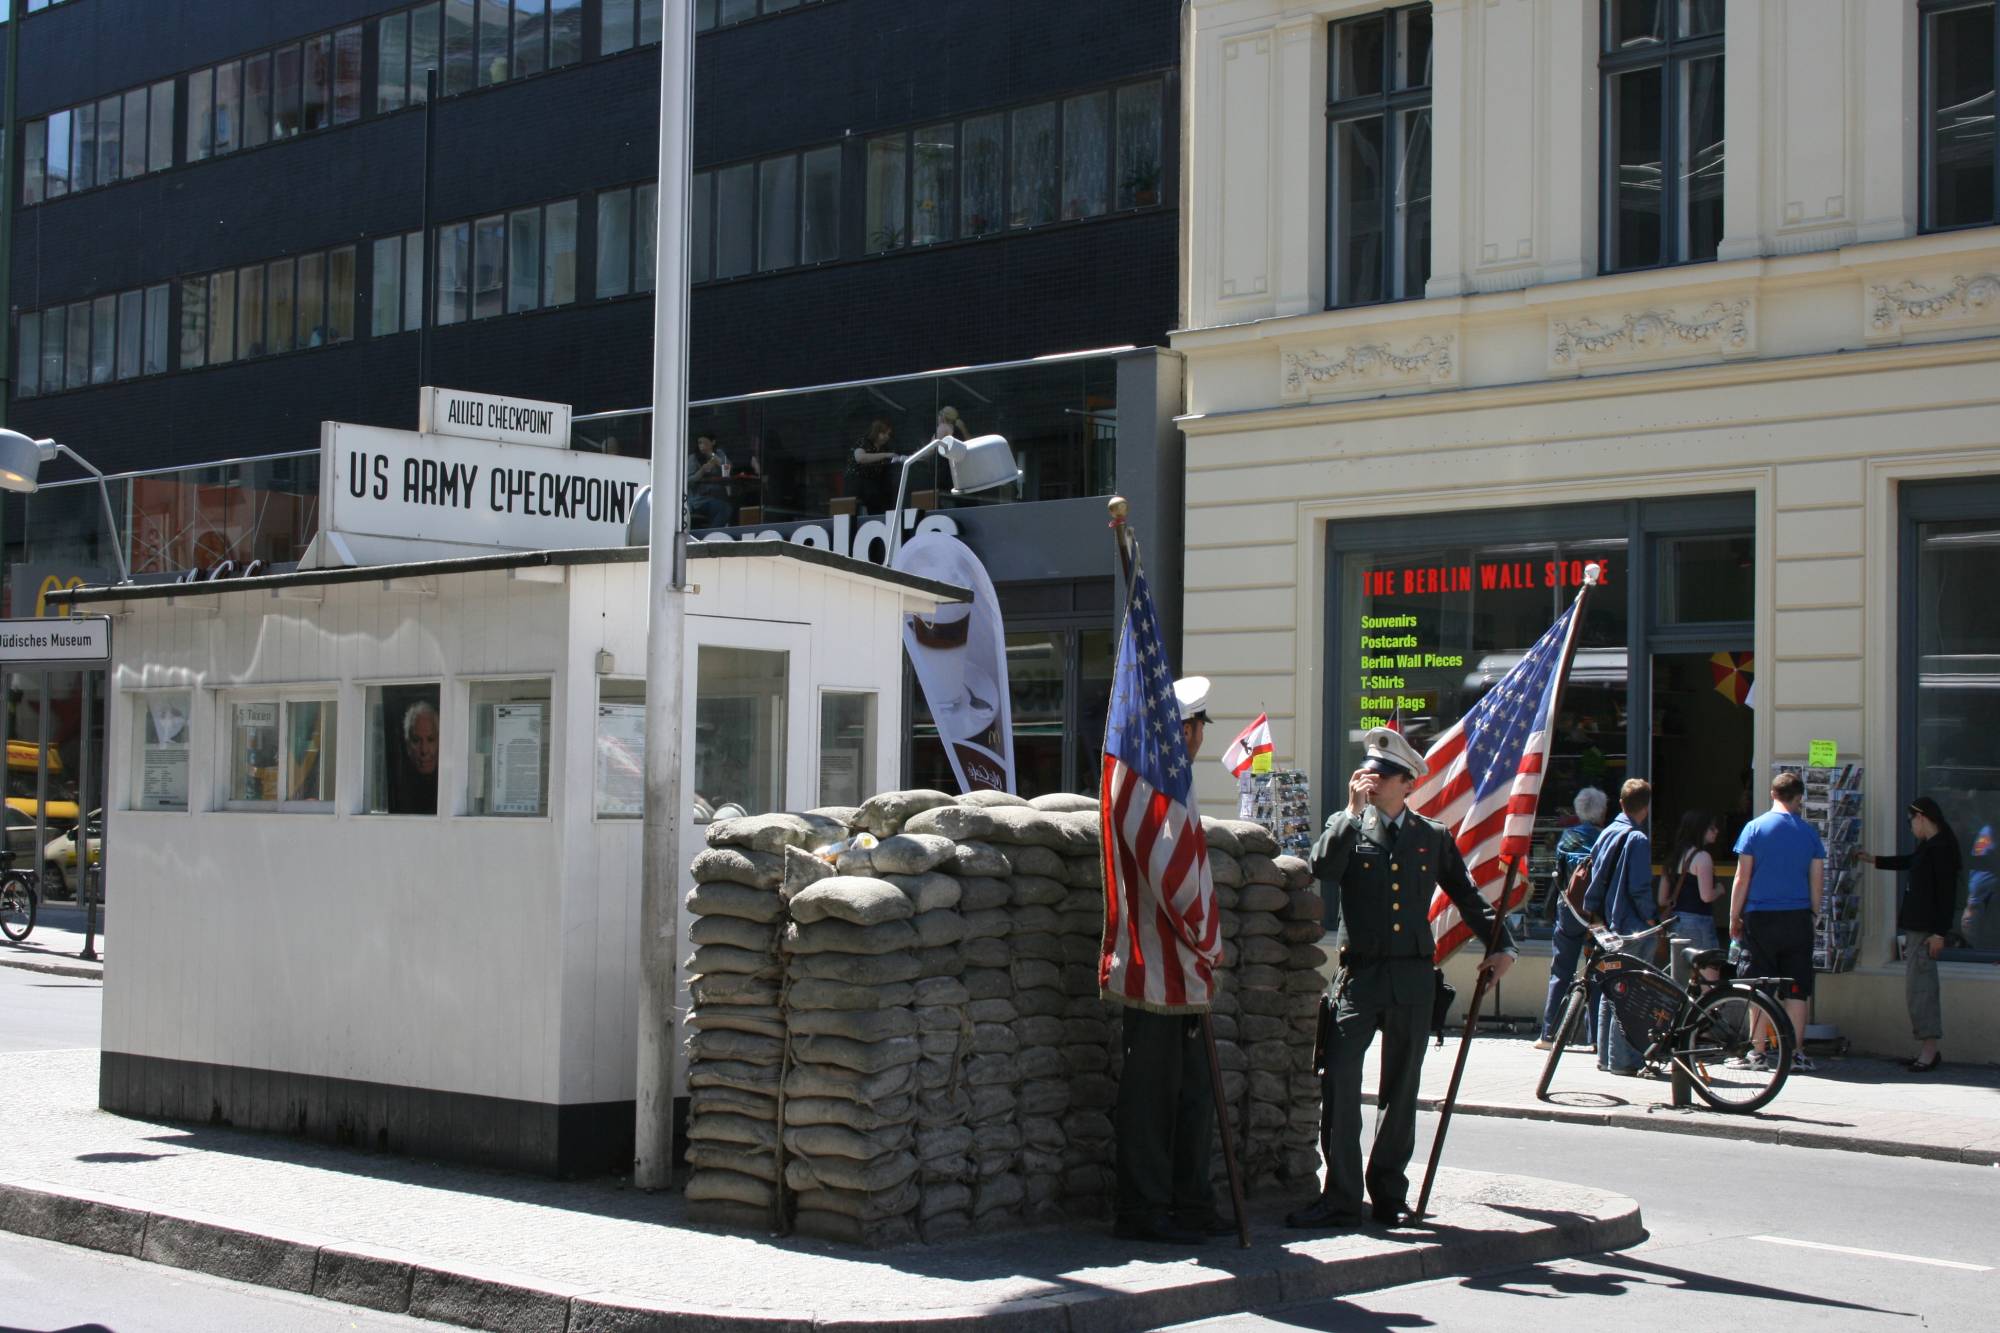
[1176,0,2000,1058]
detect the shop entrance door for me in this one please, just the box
[1650,649,1756,859]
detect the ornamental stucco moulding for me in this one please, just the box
[1278,333,1457,401]
[1545,298,1755,374]
[1864,273,2000,342]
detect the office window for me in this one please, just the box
[1116,81,1164,209]
[509,207,542,311]
[116,289,143,381]
[635,183,658,291]
[44,108,72,198]
[444,0,477,93]
[715,162,755,278]
[551,0,583,65]
[437,221,471,323]
[379,12,410,113]
[545,200,578,303]
[273,45,304,137]
[38,307,65,391]
[20,81,177,204]
[1922,0,1999,231]
[642,0,664,44]
[958,113,1003,239]
[373,237,404,335]
[236,264,266,359]
[405,229,426,329]
[758,157,797,271]
[89,294,115,384]
[597,187,634,296]
[149,80,175,171]
[912,124,955,244]
[334,25,365,122]
[242,55,272,149]
[1062,92,1109,220]
[16,313,40,398]
[801,145,840,262]
[1010,102,1059,228]
[71,100,95,191]
[415,203,577,320]
[120,88,147,179]
[327,246,358,343]
[298,251,327,347]
[515,0,549,78]
[65,300,90,388]
[214,60,242,156]
[474,213,506,317]
[304,34,333,130]
[1601,0,1724,272]
[479,0,509,84]
[1327,4,1432,308]
[92,95,119,187]
[603,0,635,54]
[411,4,442,102]
[144,285,170,375]
[179,278,208,370]
[691,170,715,282]
[22,120,46,206]
[867,132,908,252]
[267,258,296,354]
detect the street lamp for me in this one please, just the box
[887,433,1022,562]
[0,430,132,583]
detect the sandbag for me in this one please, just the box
[685,1168,776,1207]
[805,805,862,828]
[972,1173,1026,1216]
[902,804,999,841]
[1029,792,1099,813]
[1001,844,1068,879]
[690,915,777,953]
[963,968,1014,1000]
[1218,818,1280,856]
[916,1003,964,1033]
[786,1149,919,1194]
[789,949,923,985]
[687,1030,784,1066]
[787,977,916,1011]
[1207,849,1245,888]
[955,876,1014,912]
[784,917,920,956]
[978,806,1071,849]
[689,1086,777,1121]
[1011,875,1067,907]
[784,1121,913,1161]
[971,1023,1019,1055]
[689,1006,786,1039]
[911,976,969,1007]
[962,937,1011,969]
[916,945,963,978]
[1011,959,1062,992]
[707,811,846,853]
[1015,1015,1065,1047]
[780,844,837,901]
[854,789,956,837]
[961,908,1013,941]
[1199,819,1243,855]
[1239,883,1290,913]
[687,1112,780,1150]
[689,974,780,1007]
[1283,919,1328,944]
[1062,856,1104,888]
[911,909,969,948]
[1239,852,1287,886]
[792,1032,922,1075]
[686,1059,780,1094]
[1015,988,1069,1018]
[789,1007,919,1042]
[866,832,957,876]
[963,1053,1018,1087]
[690,846,786,889]
[1012,933,1065,963]
[1237,936,1290,966]
[968,997,1019,1024]
[684,881,783,924]
[784,1061,916,1103]
[792,1207,916,1248]
[1017,1079,1069,1117]
[951,842,1012,878]
[788,876,914,927]
[783,1094,913,1132]
[686,1143,779,1183]
[884,871,962,914]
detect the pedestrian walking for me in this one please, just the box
[1729,770,1826,1073]
[1658,809,1723,951]
[1581,779,1656,1075]
[1285,727,1515,1231]
[1858,796,1962,1073]
[1535,787,1607,1051]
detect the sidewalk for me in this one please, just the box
[0,901,105,980]
[1394,1032,2000,1166]
[0,1050,1640,1332]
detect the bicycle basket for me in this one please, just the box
[1594,957,1682,1053]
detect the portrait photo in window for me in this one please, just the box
[367,683,441,815]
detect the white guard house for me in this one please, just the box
[65,398,964,1176]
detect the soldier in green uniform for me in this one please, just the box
[1287,727,1515,1229]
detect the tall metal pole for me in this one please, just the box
[417,67,438,395]
[33,674,48,897]
[78,668,96,962]
[634,3,695,1191]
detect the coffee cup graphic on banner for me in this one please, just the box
[891,531,1015,794]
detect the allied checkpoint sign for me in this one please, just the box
[318,420,650,554]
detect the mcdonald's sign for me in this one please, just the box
[7,565,111,620]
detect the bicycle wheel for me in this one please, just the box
[1678,984,1792,1113]
[0,876,35,942]
[1536,986,1587,1101]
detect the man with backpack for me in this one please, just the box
[1536,787,1608,1051]
[1581,779,1657,1075]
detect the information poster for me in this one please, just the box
[140,693,191,811]
[490,703,546,815]
[595,703,646,818]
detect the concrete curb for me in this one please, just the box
[1398,1093,2000,1168]
[0,1176,1643,1332]
[0,953,103,980]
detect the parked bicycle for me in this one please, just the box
[0,851,38,943]
[1538,897,1795,1112]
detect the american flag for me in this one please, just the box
[1099,567,1222,1011]
[1410,583,1592,963]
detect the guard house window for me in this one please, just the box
[365,684,442,816]
[226,697,337,810]
[818,692,877,807]
[19,79,175,205]
[694,648,788,822]
[595,679,646,818]
[1600,0,1725,273]
[1326,4,1433,308]
[468,680,552,817]
[1921,0,1998,231]
[131,691,193,813]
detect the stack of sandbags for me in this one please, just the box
[1032,794,1118,1218]
[682,814,838,1231]
[1274,851,1329,1185]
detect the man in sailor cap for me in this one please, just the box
[1286,726,1515,1230]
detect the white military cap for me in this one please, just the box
[1361,726,1428,781]
[1172,676,1212,722]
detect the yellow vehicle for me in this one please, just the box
[5,739,82,825]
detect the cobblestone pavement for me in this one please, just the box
[1404,1032,2000,1164]
[1,1049,1639,1327]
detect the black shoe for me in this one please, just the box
[1284,1197,1367,1230]
[1175,1210,1240,1237]
[1370,1202,1416,1227]
[1906,1056,1941,1073]
[1113,1214,1208,1245]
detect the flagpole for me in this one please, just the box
[1415,563,1603,1220]
[1106,495,1251,1250]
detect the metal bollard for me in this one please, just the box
[1668,937,1691,1108]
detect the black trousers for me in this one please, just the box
[1113,1007,1216,1223]
[1319,994,1429,1215]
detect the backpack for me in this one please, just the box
[1562,849,1596,920]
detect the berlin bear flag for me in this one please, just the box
[1411,565,1599,963]
[1220,713,1274,776]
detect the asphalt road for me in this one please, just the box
[0,1229,450,1332]
[1174,1111,1998,1332]
[0,958,100,1053]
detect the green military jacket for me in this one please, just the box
[1311,805,1516,1008]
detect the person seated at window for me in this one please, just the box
[395,699,439,816]
[848,417,903,515]
[687,433,734,528]
[932,405,966,441]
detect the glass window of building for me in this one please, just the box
[867,132,909,253]
[695,647,788,820]
[64,299,90,388]
[304,33,334,130]
[1922,0,1998,231]
[818,692,876,807]
[546,200,578,304]
[635,183,659,291]
[372,237,403,335]
[474,213,507,318]
[38,307,64,392]
[148,80,175,170]
[594,679,646,818]
[236,264,266,359]
[509,206,542,311]
[144,284,170,375]
[962,113,1004,237]
[45,107,72,197]
[715,162,755,278]
[468,680,552,816]
[69,100,95,192]
[478,0,510,84]
[379,12,410,113]
[116,289,143,381]
[334,25,366,121]
[227,700,282,805]
[758,157,797,271]
[297,250,326,345]
[16,313,39,397]
[552,0,583,65]
[267,258,297,355]
[285,700,338,805]
[801,146,840,262]
[1326,4,1433,308]
[327,246,358,343]
[437,221,471,323]
[94,94,121,186]
[603,0,635,54]
[272,44,304,137]
[1904,481,2000,959]
[597,187,634,296]
[121,88,149,177]
[214,59,242,156]
[1061,92,1109,219]
[410,4,442,104]
[516,0,549,78]
[1116,81,1164,208]
[691,170,715,282]
[1009,102,1059,228]
[179,278,208,371]
[21,120,46,206]
[242,54,272,149]
[444,0,477,94]
[132,691,194,812]
[1601,0,1724,272]
[88,294,115,384]
[365,684,442,816]
[912,124,956,244]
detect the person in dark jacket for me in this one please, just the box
[1858,796,1962,1072]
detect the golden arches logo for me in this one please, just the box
[34,575,85,618]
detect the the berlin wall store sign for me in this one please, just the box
[321,421,649,552]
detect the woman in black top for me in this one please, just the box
[1858,796,1962,1072]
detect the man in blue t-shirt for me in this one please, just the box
[1730,769,1826,1071]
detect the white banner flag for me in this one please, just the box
[891,531,1015,794]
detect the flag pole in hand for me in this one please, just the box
[1105,495,1250,1249]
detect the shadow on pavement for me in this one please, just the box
[1460,1250,1913,1318]
[1252,1303,1438,1330]
[1542,1092,1629,1109]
